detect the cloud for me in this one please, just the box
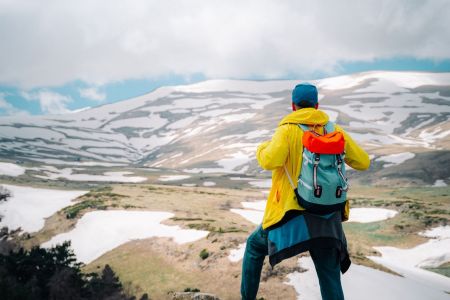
[79,87,106,101]
[0,0,449,88]
[0,92,28,116]
[22,90,72,115]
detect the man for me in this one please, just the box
[241,83,370,300]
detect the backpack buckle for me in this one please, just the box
[314,185,322,198]
[336,186,343,198]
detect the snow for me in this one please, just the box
[433,180,448,187]
[230,209,263,225]
[248,179,272,189]
[347,208,398,223]
[220,113,256,123]
[199,109,234,117]
[158,175,191,182]
[104,114,168,131]
[229,177,256,181]
[419,127,450,145]
[184,151,252,174]
[286,256,450,300]
[0,162,26,177]
[0,184,87,233]
[174,79,297,94]
[369,226,450,293]
[377,152,415,167]
[35,168,147,183]
[228,243,246,262]
[41,210,209,264]
[318,74,363,90]
[241,200,266,211]
[321,109,339,122]
[167,116,199,130]
[231,203,398,226]
[203,181,216,187]
[26,159,127,167]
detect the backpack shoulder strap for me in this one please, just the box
[324,122,335,134]
[299,122,335,134]
[298,124,309,131]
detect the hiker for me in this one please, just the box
[241,83,370,300]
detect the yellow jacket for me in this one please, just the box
[257,108,370,229]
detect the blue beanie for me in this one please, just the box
[292,83,318,107]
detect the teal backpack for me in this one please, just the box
[284,122,349,214]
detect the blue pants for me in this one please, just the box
[241,225,344,300]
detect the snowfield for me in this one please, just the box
[0,184,87,233]
[158,175,191,181]
[369,226,450,293]
[347,208,398,223]
[286,256,450,300]
[230,201,398,226]
[376,152,415,168]
[42,210,209,264]
[33,167,147,183]
[0,162,26,177]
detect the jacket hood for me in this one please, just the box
[278,108,329,126]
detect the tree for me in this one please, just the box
[0,240,139,300]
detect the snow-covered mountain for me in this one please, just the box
[1,71,449,183]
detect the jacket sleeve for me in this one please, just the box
[256,125,289,170]
[335,125,370,171]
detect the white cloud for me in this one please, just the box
[0,0,449,88]
[79,87,106,101]
[22,90,72,115]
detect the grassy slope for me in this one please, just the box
[17,183,450,299]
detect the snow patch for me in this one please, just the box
[369,226,450,293]
[286,256,450,300]
[347,208,398,223]
[35,168,147,183]
[42,210,209,264]
[203,181,216,187]
[248,179,272,189]
[377,152,415,167]
[158,175,191,182]
[228,243,246,262]
[230,209,263,225]
[0,184,87,233]
[433,180,447,187]
[0,162,26,177]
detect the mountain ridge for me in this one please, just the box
[1,71,449,185]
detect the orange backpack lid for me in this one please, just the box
[302,129,345,154]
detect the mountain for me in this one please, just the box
[0,71,449,185]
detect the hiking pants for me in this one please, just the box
[241,225,344,300]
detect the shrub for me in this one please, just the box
[199,249,209,260]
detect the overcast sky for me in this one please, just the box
[1,0,450,115]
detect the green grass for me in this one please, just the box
[63,190,131,219]
[425,262,450,277]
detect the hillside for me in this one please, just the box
[0,71,449,186]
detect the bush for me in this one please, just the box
[199,249,209,260]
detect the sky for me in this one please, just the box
[0,0,450,116]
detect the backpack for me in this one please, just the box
[284,122,349,214]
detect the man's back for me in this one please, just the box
[256,107,369,229]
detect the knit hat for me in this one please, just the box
[292,83,318,107]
